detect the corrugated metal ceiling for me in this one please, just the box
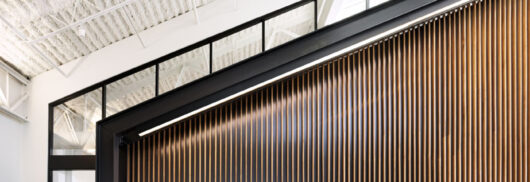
[0,0,213,77]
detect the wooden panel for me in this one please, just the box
[127,0,529,181]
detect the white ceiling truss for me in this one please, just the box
[0,60,29,123]
[53,88,101,154]
[47,0,393,154]
[52,0,315,154]
[104,2,316,117]
[0,0,214,78]
[53,104,96,154]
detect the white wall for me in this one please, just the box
[52,171,95,182]
[0,114,24,182]
[22,0,297,181]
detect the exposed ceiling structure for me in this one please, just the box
[0,59,29,123]
[23,0,218,155]
[324,0,366,26]
[51,1,316,155]
[21,0,391,155]
[323,0,389,26]
[105,2,316,117]
[23,0,386,156]
[0,0,214,78]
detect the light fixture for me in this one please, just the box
[78,24,87,37]
[139,0,472,137]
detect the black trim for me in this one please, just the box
[95,0,469,181]
[47,104,52,182]
[261,22,265,51]
[49,1,316,181]
[209,43,213,74]
[50,156,96,170]
[155,64,159,96]
[102,85,106,118]
[48,102,97,180]
[49,0,315,107]
[314,0,318,29]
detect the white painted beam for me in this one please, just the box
[0,15,68,77]
[122,6,147,48]
[190,0,201,24]
[22,0,300,180]
[265,28,300,50]
[10,93,28,111]
[5,72,9,106]
[0,85,8,105]
[0,60,29,85]
[25,0,139,44]
[0,106,29,123]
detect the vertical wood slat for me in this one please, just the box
[126,0,529,181]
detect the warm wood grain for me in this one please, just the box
[126,0,529,181]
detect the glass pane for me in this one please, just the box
[106,66,156,116]
[159,45,209,94]
[265,2,315,50]
[53,89,101,155]
[369,0,390,8]
[324,0,366,26]
[212,23,262,72]
[53,170,95,182]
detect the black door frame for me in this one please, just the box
[96,0,464,181]
[47,1,317,181]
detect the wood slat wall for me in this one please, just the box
[126,0,529,181]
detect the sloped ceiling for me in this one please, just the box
[51,0,315,154]
[0,0,213,77]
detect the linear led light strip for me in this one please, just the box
[139,0,473,137]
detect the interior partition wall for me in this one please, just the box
[51,0,401,181]
[125,0,529,181]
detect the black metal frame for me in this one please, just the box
[47,105,97,181]
[47,1,319,181]
[93,0,473,181]
[49,0,316,106]
[49,0,471,181]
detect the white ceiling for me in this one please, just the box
[10,0,376,155]
[50,0,315,154]
[105,1,316,117]
[0,0,213,77]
